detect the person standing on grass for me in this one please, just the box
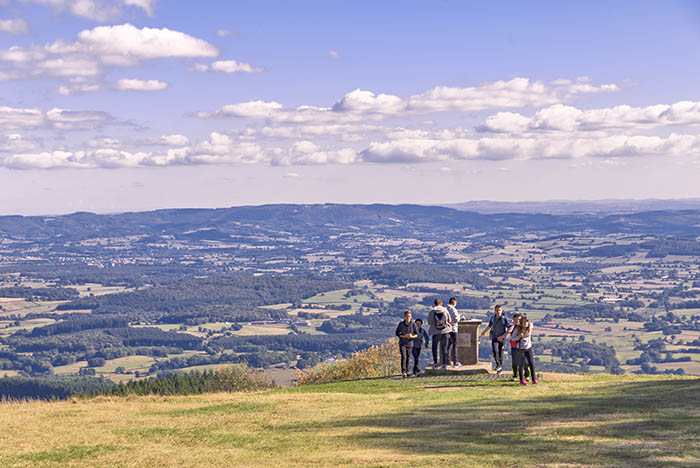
[428,298,452,369]
[517,315,538,385]
[411,318,430,376]
[480,304,511,374]
[507,313,529,380]
[446,297,463,366]
[395,310,418,378]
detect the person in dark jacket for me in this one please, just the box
[395,310,418,377]
[480,304,511,374]
[411,318,430,376]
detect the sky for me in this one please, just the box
[2,0,700,215]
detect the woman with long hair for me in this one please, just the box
[517,315,538,385]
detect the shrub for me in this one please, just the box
[206,364,276,392]
[296,339,400,385]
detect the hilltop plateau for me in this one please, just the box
[0,373,698,468]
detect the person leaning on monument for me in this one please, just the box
[428,298,452,369]
[480,304,511,374]
[445,297,463,367]
[395,310,418,378]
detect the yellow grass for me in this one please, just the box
[0,374,697,468]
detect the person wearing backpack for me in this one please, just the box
[480,304,511,374]
[395,310,418,378]
[428,298,452,369]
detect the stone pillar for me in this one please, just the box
[457,320,481,365]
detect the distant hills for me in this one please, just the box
[444,198,700,214]
[2,203,700,242]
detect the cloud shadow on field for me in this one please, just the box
[325,378,700,467]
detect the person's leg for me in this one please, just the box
[412,347,421,374]
[511,347,518,378]
[494,341,504,370]
[525,349,536,381]
[431,335,438,366]
[440,334,449,366]
[491,340,499,369]
[517,350,526,383]
[449,332,458,364]
[400,345,410,375]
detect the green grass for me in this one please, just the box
[0,374,698,467]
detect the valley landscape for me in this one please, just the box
[1,203,700,392]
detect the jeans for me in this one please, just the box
[411,347,422,374]
[491,340,504,369]
[447,331,458,364]
[511,347,529,378]
[399,344,412,374]
[518,348,536,381]
[431,334,449,366]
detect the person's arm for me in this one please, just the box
[496,318,512,342]
[480,319,492,337]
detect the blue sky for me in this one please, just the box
[1,0,700,215]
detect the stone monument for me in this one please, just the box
[457,319,481,365]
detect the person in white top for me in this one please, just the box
[446,297,462,366]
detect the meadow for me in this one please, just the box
[0,373,697,468]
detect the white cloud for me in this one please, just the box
[194,59,263,73]
[201,77,620,125]
[0,19,28,35]
[328,50,340,59]
[36,57,101,77]
[332,89,404,114]
[0,133,40,152]
[217,29,232,37]
[360,133,700,163]
[478,101,700,134]
[22,0,156,21]
[115,78,168,91]
[122,0,156,16]
[45,108,113,129]
[57,82,101,95]
[47,23,218,66]
[159,134,189,146]
[0,45,45,62]
[0,106,44,129]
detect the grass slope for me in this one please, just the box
[0,374,698,468]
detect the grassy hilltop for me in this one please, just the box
[1,373,698,468]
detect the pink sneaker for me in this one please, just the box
[532,378,539,384]
[520,379,528,386]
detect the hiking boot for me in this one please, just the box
[520,379,528,386]
[496,368,503,375]
[441,364,448,370]
[453,362,462,367]
[532,378,539,384]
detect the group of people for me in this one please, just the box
[480,304,537,385]
[395,297,461,377]
[395,301,537,385]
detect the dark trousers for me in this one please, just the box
[447,332,458,364]
[491,340,504,368]
[411,347,422,374]
[431,334,449,366]
[511,347,529,378]
[518,348,536,381]
[399,344,412,374]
